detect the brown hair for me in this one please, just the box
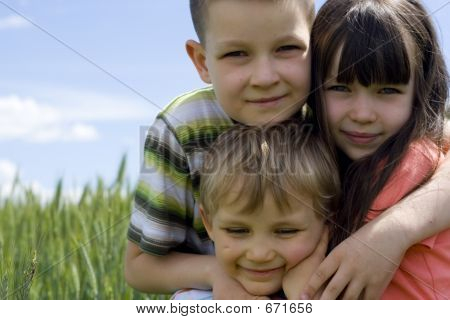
[199,120,339,221]
[189,0,315,44]
[308,0,449,248]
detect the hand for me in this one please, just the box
[211,261,270,300]
[283,227,328,299]
[301,220,407,300]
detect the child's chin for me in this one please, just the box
[243,283,279,297]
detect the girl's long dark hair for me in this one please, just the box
[308,0,449,249]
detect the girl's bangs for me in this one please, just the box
[335,12,411,86]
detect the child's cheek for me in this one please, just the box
[287,247,312,269]
[215,240,241,272]
[285,233,321,270]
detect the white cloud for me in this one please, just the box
[0,15,30,30]
[44,89,158,122]
[32,123,100,143]
[69,123,99,140]
[0,91,154,143]
[0,95,100,143]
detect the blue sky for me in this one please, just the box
[0,0,449,200]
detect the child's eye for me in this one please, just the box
[277,45,301,52]
[327,85,350,92]
[223,51,247,58]
[379,87,401,94]
[275,228,299,236]
[224,227,249,235]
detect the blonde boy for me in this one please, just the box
[172,121,339,299]
[124,0,315,299]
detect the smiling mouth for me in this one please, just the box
[247,95,287,106]
[240,266,283,277]
[342,130,380,144]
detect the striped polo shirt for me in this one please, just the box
[128,87,233,256]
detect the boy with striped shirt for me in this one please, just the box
[125,0,315,299]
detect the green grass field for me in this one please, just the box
[0,157,167,300]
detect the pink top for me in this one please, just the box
[366,140,450,299]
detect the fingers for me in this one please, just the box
[312,285,325,299]
[318,267,351,300]
[316,226,329,257]
[362,280,389,300]
[300,256,339,299]
[341,280,365,300]
[363,288,383,300]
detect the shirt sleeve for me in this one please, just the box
[127,115,193,256]
[368,140,440,217]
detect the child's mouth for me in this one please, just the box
[342,130,380,144]
[247,95,287,107]
[239,266,283,279]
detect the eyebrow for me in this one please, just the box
[213,39,247,47]
[277,35,308,48]
[216,216,248,225]
[214,35,308,50]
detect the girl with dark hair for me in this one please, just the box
[304,0,450,299]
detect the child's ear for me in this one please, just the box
[199,205,214,241]
[186,40,211,84]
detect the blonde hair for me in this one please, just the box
[200,120,339,220]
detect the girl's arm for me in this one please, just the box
[301,122,450,300]
[377,120,450,246]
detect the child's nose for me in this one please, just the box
[245,239,276,263]
[249,57,280,88]
[348,94,377,124]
